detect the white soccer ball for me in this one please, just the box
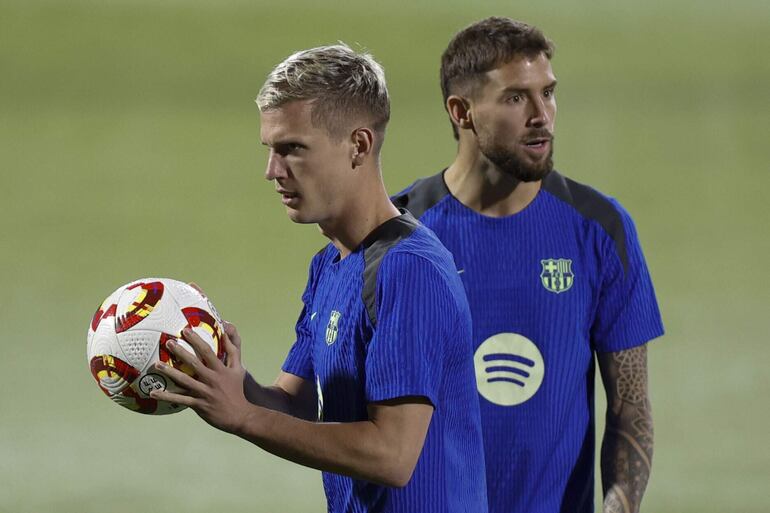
[86,278,224,415]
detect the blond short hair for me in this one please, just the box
[256,44,390,145]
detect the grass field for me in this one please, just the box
[1,1,769,512]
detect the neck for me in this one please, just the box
[319,167,400,259]
[445,140,541,218]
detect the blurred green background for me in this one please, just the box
[1,0,768,512]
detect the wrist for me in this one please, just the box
[231,402,270,441]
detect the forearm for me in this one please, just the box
[234,405,411,487]
[242,372,314,420]
[598,346,654,513]
[600,405,654,513]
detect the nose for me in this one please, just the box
[264,151,287,181]
[527,97,550,128]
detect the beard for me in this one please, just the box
[479,131,554,183]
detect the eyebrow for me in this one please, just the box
[261,140,308,150]
[502,80,558,94]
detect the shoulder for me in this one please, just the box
[391,171,452,218]
[374,246,466,326]
[542,170,637,272]
[361,212,459,326]
[369,214,455,280]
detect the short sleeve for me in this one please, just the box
[281,251,324,379]
[591,201,664,353]
[365,251,463,408]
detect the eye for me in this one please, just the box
[506,94,521,104]
[275,143,304,157]
[544,88,555,98]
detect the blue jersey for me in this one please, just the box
[282,211,488,513]
[392,171,664,513]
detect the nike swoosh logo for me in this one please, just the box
[457,269,465,274]
[310,312,317,320]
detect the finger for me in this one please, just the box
[153,360,206,395]
[223,321,241,349]
[168,337,212,379]
[150,389,197,408]
[188,282,207,297]
[222,330,242,370]
[180,327,221,370]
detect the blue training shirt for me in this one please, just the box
[282,211,488,513]
[392,171,664,513]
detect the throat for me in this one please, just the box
[445,164,541,217]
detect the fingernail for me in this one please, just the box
[167,340,175,350]
[155,361,166,370]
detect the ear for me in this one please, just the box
[350,127,374,169]
[446,95,474,133]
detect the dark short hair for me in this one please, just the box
[440,17,555,139]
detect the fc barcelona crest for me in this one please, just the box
[325,310,341,345]
[540,259,574,294]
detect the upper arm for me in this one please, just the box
[367,397,434,486]
[282,250,326,381]
[239,371,316,420]
[597,344,650,418]
[273,371,317,421]
[274,371,312,397]
[591,203,664,353]
[365,251,462,407]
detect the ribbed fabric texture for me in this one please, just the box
[394,171,664,513]
[282,222,488,513]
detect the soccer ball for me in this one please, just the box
[87,278,225,415]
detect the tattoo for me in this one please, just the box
[599,345,653,513]
[615,347,647,405]
[603,485,630,513]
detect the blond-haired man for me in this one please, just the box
[152,44,488,513]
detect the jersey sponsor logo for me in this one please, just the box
[474,333,545,406]
[325,310,341,345]
[540,258,574,293]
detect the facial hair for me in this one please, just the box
[479,131,555,183]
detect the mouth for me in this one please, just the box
[276,188,300,206]
[522,137,551,155]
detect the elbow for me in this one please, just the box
[379,466,415,489]
[376,451,419,488]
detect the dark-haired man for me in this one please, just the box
[394,17,663,513]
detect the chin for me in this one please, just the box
[284,208,304,223]
[517,165,552,183]
[481,142,554,184]
[285,208,319,225]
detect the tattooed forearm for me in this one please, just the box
[598,345,654,513]
[603,485,629,513]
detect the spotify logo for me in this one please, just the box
[474,333,545,406]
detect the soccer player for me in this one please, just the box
[151,44,488,513]
[393,17,664,513]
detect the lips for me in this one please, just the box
[276,188,300,206]
[276,187,297,198]
[522,139,550,153]
[523,137,551,147]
